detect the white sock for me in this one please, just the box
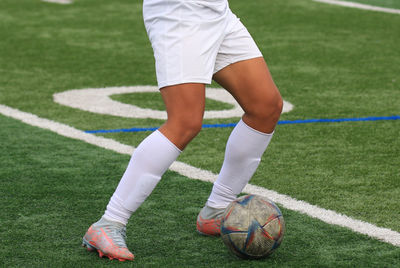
[206,119,273,209]
[104,130,181,225]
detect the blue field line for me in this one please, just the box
[85,115,400,134]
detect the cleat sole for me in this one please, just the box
[82,238,133,261]
[196,228,220,237]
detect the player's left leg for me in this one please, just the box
[197,57,283,236]
[214,57,283,134]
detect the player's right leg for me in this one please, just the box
[84,0,223,258]
[83,83,206,260]
[158,83,206,150]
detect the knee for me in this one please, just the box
[271,93,283,119]
[181,117,203,138]
[249,90,283,124]
[168,114,203,140]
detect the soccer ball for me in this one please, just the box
[221,194,285,259]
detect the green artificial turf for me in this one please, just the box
[0,0,399,266]
[1,114,399,267]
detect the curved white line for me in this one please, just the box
[42,0,73,4]
[53,86,294,119]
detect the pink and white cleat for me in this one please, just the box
[82,217,134,261]
[196,205,225,236]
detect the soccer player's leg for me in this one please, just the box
[214,57,283,134]
[83,83,206,260]
[158,83,206,151]
[196,57,283,236]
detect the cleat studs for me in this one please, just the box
[98,250,104,258]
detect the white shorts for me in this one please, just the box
[143,0,263,88]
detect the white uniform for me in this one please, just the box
[143,0,262,88]
[102,0,272,228]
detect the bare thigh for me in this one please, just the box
[159,83,206,150]
[213,57,283,133]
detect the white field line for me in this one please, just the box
[53,86,294,120]
[313,0,400,14]
[41,0,73,4]
[1,103,399,247]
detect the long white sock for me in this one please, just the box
[206,119,273,209]
[104,130,181,225]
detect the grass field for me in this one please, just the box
[0,0,399,266]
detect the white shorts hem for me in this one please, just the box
[214,53,263,74]
[158,78,211,89]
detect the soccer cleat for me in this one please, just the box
[82,217,134,261]
[196,205,225,236]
